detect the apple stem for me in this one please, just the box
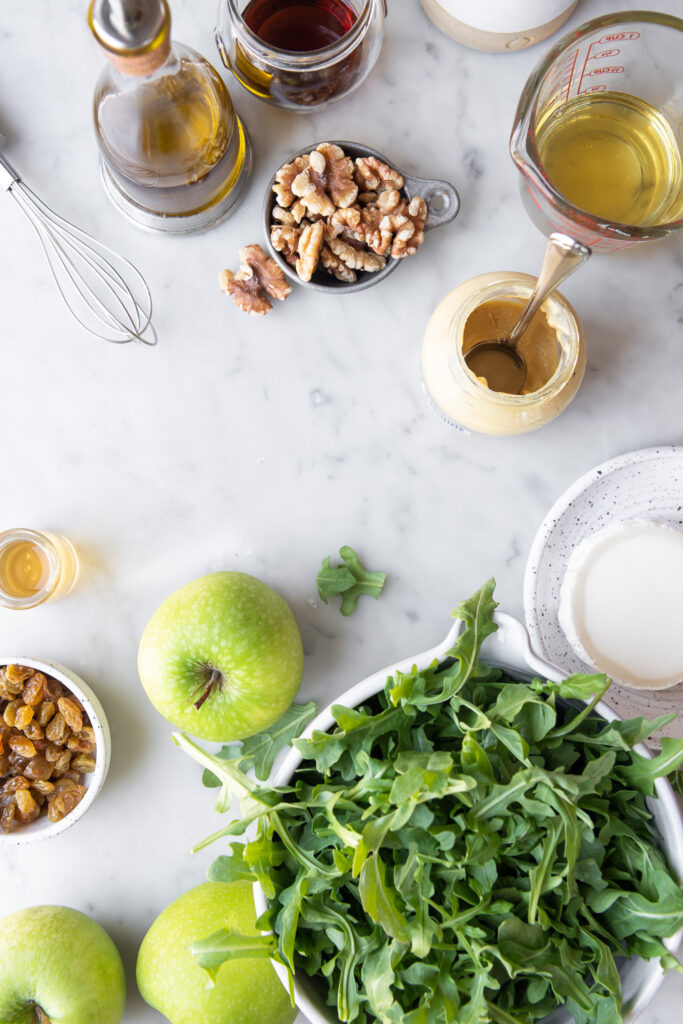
[193,667,223,711]
[33,1006,50,1024]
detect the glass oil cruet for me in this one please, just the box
[89,0,252,233]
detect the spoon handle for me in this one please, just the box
[506,233,591,348]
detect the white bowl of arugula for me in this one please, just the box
[176,580,683,1024]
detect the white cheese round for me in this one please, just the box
[558,519,683,690]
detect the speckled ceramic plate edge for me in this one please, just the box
[523,445,683,746]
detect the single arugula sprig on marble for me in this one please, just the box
[317,546,387,616]
[175,580,683,1024]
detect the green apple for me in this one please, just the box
[137,881,295,1024]
[138,571,304,741]
[0,905,125,1024]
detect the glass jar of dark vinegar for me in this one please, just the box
[215,0,386,111]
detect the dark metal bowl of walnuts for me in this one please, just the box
[263,141,460,294]
[0,659,110,844]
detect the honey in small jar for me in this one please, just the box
[0,530,78,610]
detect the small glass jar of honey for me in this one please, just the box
[0,529,79,610]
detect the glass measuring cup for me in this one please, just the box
[510,11,683,252]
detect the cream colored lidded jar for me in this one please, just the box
[420,0,580,52]
[422,272,585,436]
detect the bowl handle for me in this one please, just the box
[403,172,460,231]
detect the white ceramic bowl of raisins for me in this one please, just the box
[0,658,111,845]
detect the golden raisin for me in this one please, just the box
[3,665,32,694]
[15,788,38,820]
[47,783,86,822]
[25,756,53,782]
[0,802,16,832]
[22,673,47,706]
[31,779,55,795]
[71,754,96,774]
[45,677,65,702]
[36,701,56,727]
[45,713,68,744]
[5,664,34,684]
[57,697,83,734]
[14,705,34,730]
[2,776,30,793]
[8,735,36,759]
[52,751,72,777]
[61,769,80,783]
[67,731,96,754]
[44,743,63,763]
[3,700,22,728]
[24,720,44,742]
[0,755,9,775]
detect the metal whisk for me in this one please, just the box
[0,140,155,345]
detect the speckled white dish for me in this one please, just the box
[0,658,111,845]
[524,446,683,745]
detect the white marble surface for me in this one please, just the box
[1,0,682,1021]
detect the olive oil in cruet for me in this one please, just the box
[89,0,252,232]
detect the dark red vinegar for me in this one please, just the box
[242,0,357,52]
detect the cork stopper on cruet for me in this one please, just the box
[89,0,172,75]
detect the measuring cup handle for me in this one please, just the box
[403,172,460,230]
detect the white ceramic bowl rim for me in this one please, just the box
[255,613,683,1024]
[0,656,111,845]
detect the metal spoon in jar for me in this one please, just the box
[464,233,591,394]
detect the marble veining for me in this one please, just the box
[0,0,682,1021]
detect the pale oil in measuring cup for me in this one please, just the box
[535,91,682,226]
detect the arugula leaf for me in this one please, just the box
[188,928,279,984]
[241,701,317,780]
[316,546,387,616]
[208,847,256,884]
[200,702,317,787]
[359,854,410,942]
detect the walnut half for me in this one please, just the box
[220,244,291,316]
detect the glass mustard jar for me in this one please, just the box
[421,272,586,435]
[89,0,252,233]
[215,0,386,111]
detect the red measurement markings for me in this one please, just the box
[577,32,637,94]
[543,47,579,107]
[599,31,640,42]
[589,48,621,60]
[585,65,624,75]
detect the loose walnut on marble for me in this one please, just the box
[220,244,291,316]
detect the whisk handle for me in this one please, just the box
[0,151,19,192]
